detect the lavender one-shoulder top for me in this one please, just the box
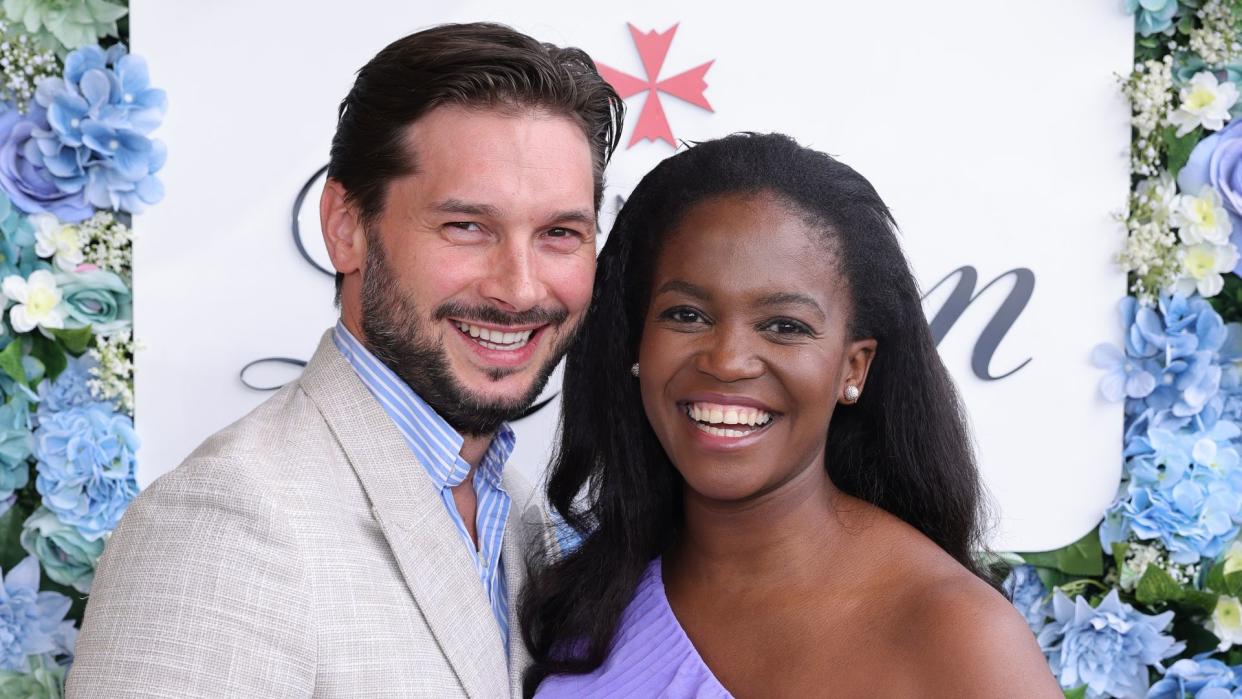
[534,558,734,698]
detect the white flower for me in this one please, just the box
[1211,595,1242,650]
[1174,186,1234,244]
[1225,540,1242,576]
[1169,71,1240,136]
[2,270,63,333]
[30,214,83,272]
[1174,241,1240,297]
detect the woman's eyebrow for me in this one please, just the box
[654,279,710,300]
[756,291,825,317]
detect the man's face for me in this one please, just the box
[358,106,597,436]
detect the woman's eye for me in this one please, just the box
[761,318,812,335]
[659,306,707,324]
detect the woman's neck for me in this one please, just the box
[667,461,876,590]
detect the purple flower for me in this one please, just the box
[0,105,90,222]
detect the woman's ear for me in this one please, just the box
[841,339,877,403]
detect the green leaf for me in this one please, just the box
[1208,560,1228,593]
[1136,564,1185,605]
[1183,589,1221,615]
[1018,529,1105,576]
[1035,567,1070,591]
[1111,542,1129,572]
[1225,569,1242,598]
[1165,125,1203,178]
[49,326,91,356]
[0,340,24,385]
[1178,13,1197,34]
[1063,686,1087,699]
[28,333,65,384]
[0,502,29,574]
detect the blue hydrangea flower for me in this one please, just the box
[1124,0,1178,37]
[1093,342,1157,401]
[30,43,166,214]
[1003,564,1050,633]
[35,354,98,417]
[0,557,74,671]
[33,402,137,541]
[1147,654,1242,698]
[1037,590,1183,698]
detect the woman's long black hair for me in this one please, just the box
[519,133,990,695]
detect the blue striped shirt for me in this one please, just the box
[332,323,514,653]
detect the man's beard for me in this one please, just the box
[359,233,578,437]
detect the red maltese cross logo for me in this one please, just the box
[597,24,714,149]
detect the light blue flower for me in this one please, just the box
[1094,342,1158,401]
[1124,0,1179,37]
[1147,654,1242,698]
[1038,589,1183,698]
[20,507,102,594]
[33,402,137,541]
[30,43,166,214]
[1003,565,1050,633]
[0,557,74,672]
[54,268,130,333]
[35,353,97,417]
[0,400,31,504]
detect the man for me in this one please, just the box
[66,23,622,698]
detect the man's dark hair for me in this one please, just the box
[327,22,624,303]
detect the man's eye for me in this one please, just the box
[542,227,584,251]
[447,222,481,232]
[547,227,575,238]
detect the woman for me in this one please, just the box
[520,133,1058,697]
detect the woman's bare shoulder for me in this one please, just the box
[886,568,1063,697]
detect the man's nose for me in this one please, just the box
[478,236,548,312]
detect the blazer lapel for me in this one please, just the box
[502,473,542,697]
[298,331,509,698]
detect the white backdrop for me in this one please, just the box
[131,0,1132,552]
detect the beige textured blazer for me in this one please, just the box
[66,330,546,698]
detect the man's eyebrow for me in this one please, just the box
[756,291,825,316]
[654,280,710,300]
[546,209,596,228]
[432,200,596,228]
[432,199,502,218]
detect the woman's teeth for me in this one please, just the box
[685,401,773,437]
[454,321,534,350]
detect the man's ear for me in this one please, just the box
[320,178,366,275]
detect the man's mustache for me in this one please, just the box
[433,301,569,327]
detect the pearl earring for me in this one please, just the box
[844,385,861,402]
[630,363,640,378]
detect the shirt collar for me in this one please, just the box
[332,322,515,489]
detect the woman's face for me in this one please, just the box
[638,191,876,503]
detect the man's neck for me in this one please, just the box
[459,433,494,470]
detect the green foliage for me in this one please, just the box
[1137,564,1184,604]
[1019,529,1105,576]
[0,340,23,385]
[1210,273,1242,322]
[28,333,64,383]
[1063,685,1087,699]
[49,326,91,356]
[1164,125,1204,179]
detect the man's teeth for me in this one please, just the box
[685,402,773,428]
[454,321,533,350]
